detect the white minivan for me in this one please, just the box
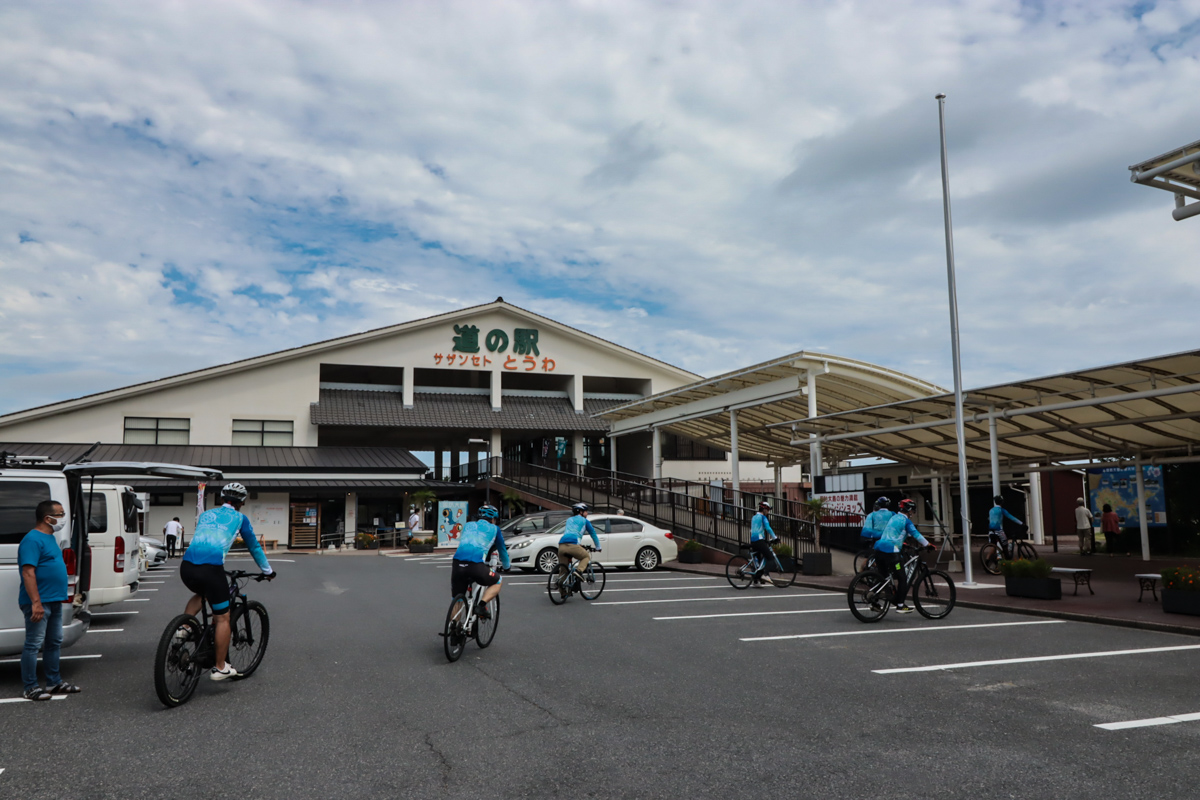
[83,484,143,607]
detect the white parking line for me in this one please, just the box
[123,598,150,602]
[656,608,847,621]
[741,620,1064,642]
[141,580,165,584]
[91,611,138,616]
[594,593,834,606]
[1096,712,1200,731]
[137,589,158,592]
[873,643,1200,674]
[0,654,102,664]
[87,628,124,633]
[0,696,68,704]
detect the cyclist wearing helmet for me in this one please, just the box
[989,495,1023,559]
[873,498,934,614]
[750,501,781,588]
[451,504,509,619]
[860,497,894,550]
[179,482,274,681]
[557,503,601,586]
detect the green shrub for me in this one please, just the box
[774,542,794,559]
[355,532,377,548]
[999,558,1052,579]
[680,539,703,553]
[1162,566,1200,592]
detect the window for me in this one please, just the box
[84,492,108,533]
[124,417,190,445]
[660,433,725,461]
[232,420,294,446]
[0,481,52,545]
[608,519,643,533]
[151,493,184,506]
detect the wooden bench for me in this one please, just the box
[1050,567,1094,596]
[1135,573,1162,603]
[233,537,279,551]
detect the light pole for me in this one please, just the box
[468,437,491,506]
[935,92,976,586]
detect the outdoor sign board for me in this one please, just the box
[1087,466,1167,528]
[437,500,469,548]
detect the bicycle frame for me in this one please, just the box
[191,572,256,668]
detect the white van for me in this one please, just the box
[83,484,143,607]
[0,453,222,657]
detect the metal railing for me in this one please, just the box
[485,457,826,558]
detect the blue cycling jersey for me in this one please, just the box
[874,513,931,554]
[558,516,600,548]
[750,512,775,542]
[989,506,1022,531]
[861,509,894,540]
[182,504,272,573]
[453,520,511,569]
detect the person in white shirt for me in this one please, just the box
[407,507,421,537]
[163,517,184,558]
[1074,498,1095,556]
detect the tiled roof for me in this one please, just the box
[0,442,427,473]
[311,390,616,432]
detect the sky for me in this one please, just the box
[2,0,1199,416]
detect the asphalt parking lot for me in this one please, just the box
[3,554,1200,799]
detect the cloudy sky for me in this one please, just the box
[2,0,1199,416]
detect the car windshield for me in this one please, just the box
[545,520,568,536]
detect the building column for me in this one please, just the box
[1028,468,1045,545]
[988,407,1001,498]
[730,409,741,494]
[1135,461,1151,561]
[652,427,662,483]
[807,370,821,478]
[609,435,618,473]
[490,429,502,477]
[568,373,584,413]
[773,463,782,500]
[941,477,954,539]
[572,431,585,467]
[451,449,461,482]
[434,449,444,481]
[403,365,414,409]
[468,449,478,481]
[931,476,944,536]
[490,370,501,411]
[344,492,357,546]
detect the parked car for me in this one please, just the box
[139,536,168,570]
[505,513,677,573]
[83,484,143,606]
[499,510,573,538]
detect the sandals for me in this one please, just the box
[23,686,52,701]
[46,682,81,695]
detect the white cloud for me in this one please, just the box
[1,0,1199,415]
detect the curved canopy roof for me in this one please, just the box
[599,351,944,463]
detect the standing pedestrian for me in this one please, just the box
[164,517,183,558]
[1100,503,1120,557]
[18,500,82,701]
[1074,497,1095,556]
[407,506,421,535]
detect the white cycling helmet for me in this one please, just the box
[221,482,249,503]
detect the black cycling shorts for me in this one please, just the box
[451,559,501,597]
[180,561,231,614]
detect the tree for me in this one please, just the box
[500,489,525,519]
[410,489,438,529]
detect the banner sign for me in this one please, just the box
[1087,466,1167,528]
[437,501,469,548]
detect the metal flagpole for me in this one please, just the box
[936,93,976,586]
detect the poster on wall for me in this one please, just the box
[1088,466,1167,528]
[437,501,469,548]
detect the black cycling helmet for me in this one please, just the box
[478,504,499,520]
[993,495,1004,505]
[572,502,589,515]
[758,500,771,512]
[220,482,249,503]
[897,498,917,514]
[874,496,891,510]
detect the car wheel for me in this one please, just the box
[635,547,660,571]
[535,548,559,574]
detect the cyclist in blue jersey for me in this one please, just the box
[451,505,509,619]
[874,498,934,614]
[179,483,274,681]
[860,497,894,551]
[989,495,1023,559]
[750,501,780,588]
[556,503,601,587]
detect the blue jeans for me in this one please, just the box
[21,602,64,691]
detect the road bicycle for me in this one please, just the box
[848,547,956,623]
[548,546,606,603]
[442,553,502,662]
[725,541,798,589]
[154,570,271,708]
[980,529,1037,575]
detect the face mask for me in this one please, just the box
[47,516,66,533]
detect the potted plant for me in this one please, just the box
[1000,558,1061,600]
[678,539,704,564]
[774,542,795,571]
[1161,567,1200,615]
[355,532,377,551]
[408,536,437,554]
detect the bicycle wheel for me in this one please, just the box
[913,570,956,619]
[547,570,568,605]
[726,555,754,590]
[769,558,798,588]
[848,571,890,623]
[1016,541,1038,561]
[475,595,500,648]
[579,563,606,600]
[979,543,1001,575]
[154,614,203,708]
[853,549,874,575]
[443,595,468,662]
[227,600,270,679]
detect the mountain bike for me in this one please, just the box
[154,570,271,708]
[853,542,878,574]
[548,546,605,603]
[725,541,798,589]
[848,547,956,623]
[980,529,1037,575]
[441,553,502,662]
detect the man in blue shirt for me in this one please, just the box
[557,503,601,588]
[451,505,509,618]
[750,501,781,588]
[179,483,274,681]
[860,497,894,551]
[874,499,934,614]
[18,499,83,701]
[989,495,1023,559]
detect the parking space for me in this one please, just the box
[4,556,1200,798]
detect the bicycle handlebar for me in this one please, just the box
[225,570,272,582]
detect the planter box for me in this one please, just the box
[408,543,435,554]
[1004,576,1062,600]
[1162,588,1200,616]
[677,550,703,564]
[802,553,832,576]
